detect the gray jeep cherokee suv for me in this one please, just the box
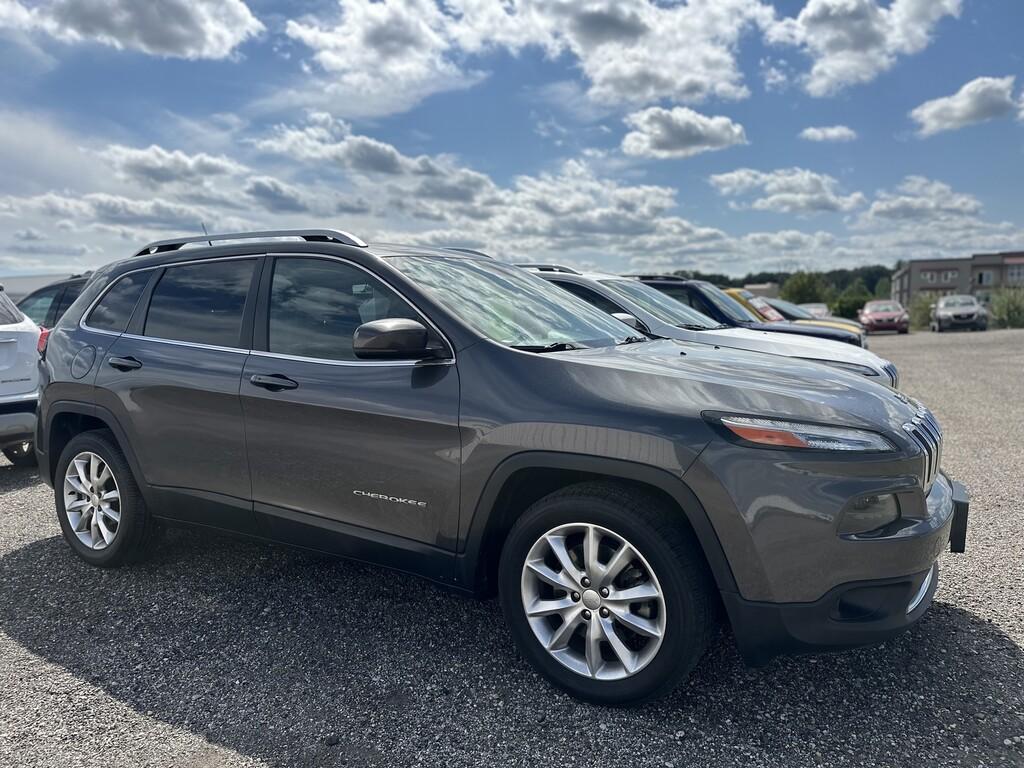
[36,229,969,705]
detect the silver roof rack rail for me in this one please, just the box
[514,263,581,275]
[443,247,492,258]
[133,228,367,257]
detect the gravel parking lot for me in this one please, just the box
[1,329,1022,768]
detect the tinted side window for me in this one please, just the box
[144,260,254,347]
[53,280,86,322]
[551,280,624,315]
[658,285,706,313]
[268,258,418,361]
[17,285,61,325]
[87,273,150,333]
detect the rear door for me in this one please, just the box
[240,254,461,548]
[93,257,259,523]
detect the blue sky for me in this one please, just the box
[0,0,1022,275]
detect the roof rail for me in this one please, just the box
[514,263,581,275]
[443,247,492,258]
[133,228,367,257]
[625,274,681,281]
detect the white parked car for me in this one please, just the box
[523,266,900,388]
[0,289,41,466]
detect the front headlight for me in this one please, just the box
[719,416,895,452]
[801,358,879,378]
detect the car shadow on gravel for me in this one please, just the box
[2,528,1022,767]
[0,461,42,492]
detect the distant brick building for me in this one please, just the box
[892,251,1024,307]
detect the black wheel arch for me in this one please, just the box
[41,401,154,507]
[456,451,738,597]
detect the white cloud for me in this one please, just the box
[799,125,857,142]
[282,0,777,117]
[621,106,747,160]
[0,0,263,59]
[861,176,981,223]
[909,75,1019,136]
[767,0,961,96]
[709,167,866,213]
[98,144,247,186]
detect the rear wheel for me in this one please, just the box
[3,441,36,468]
[499,482,716,706]
[55,430,159,567]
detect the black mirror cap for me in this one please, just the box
[353,318,445,360]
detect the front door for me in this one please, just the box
[240,255,461,548]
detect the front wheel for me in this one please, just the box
[3,441,36,468]
[498,482,716,706]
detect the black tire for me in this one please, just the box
[54,429,160,567]
[898,328,909,335]
[3,441,36,468]
[498,481,716,706]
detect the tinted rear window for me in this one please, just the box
[144,260,255,347]
[0,291,24,325]
[87,273,150,333]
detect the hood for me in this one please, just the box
[551,339,915,434]
[699,326,886,371]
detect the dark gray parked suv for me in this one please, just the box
[37,229,969,705]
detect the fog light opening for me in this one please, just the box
[837,493,901,536]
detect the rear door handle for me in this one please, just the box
[249,373,298,391]
[108,356,142,371]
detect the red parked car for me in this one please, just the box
[858,300,909,334]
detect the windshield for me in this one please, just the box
[767,297,814,319]
[697,283,761,323]
[866,301,901,313]
[938,296,976,308]
[600,279,720,329]
[387,256,635,349]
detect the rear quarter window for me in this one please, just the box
[86,272,152,333]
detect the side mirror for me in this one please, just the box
[353,318,443,360]
[611,312,643,331]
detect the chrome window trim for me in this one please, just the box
[249,349,453,368]
[79,251,457,367]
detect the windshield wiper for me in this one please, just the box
[618,335,648,345]
[511,341,586,353]
[676,323,712,331]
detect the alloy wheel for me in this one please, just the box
[63,451,121,550]
[520,522,666,680]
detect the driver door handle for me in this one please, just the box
[249,373,299,391]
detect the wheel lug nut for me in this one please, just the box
[581,577,591,588]
[582,610,592,620]
[599,587,609,598]
[571,591,581,602]
[599,607,610,618]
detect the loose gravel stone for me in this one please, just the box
[0,328,1021,767]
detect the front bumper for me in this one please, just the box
[725,476,969,666]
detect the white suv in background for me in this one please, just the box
[0,289,41,466]
[522,265,900,388]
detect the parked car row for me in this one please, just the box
[33,229,968,707]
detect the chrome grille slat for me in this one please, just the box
[903,407,943,491]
